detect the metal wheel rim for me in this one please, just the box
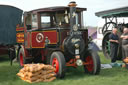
[52,57,59,73]
[85,56,94,72]
[20,53,23,66]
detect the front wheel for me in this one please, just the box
[50,51,66,78]
[84,50,101,75]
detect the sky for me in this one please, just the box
[0,0,128,26]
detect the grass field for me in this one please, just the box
[0,52,128,85]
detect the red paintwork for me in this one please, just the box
[25,32,31,48]
[31,31,58,48]
[66,59,77,67]
[16,32,24,43]
[85,56,94,72]
[66,58,93,68]
[16,27,24,31]
[20,52,23,66]
[52,58,59,73]
[31,32,44,48]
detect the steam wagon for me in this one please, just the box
[0,2,101,78]
[0,5,23,64]
[16,2,101,78]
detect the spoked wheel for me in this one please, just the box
[50,51,66,78]
[84,50,101,75]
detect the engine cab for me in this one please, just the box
[17,2,87,58]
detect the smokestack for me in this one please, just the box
[68,1,77,34]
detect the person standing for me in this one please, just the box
[120,28,128,59]
[109,28,119,65]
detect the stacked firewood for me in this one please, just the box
[17,64,56,83]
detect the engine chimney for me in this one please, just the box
[68,1,77,34]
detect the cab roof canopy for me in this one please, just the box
[27,6,87,13]
[95,6,128,18]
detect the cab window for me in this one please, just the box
[41,14,51,28]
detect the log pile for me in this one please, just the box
[17,64,56,83]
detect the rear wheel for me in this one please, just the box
[50,51,66,78]
[84,50,101,74]
[18,47,31,67]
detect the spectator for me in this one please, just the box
[109,28,119,66]
[120,28,128,59]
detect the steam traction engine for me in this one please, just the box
[16,2,101,78]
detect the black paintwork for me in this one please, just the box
[0,5,23,45]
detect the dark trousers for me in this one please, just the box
[122,45,128,59]
[110,43,118,63]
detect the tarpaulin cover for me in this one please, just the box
[0,5,23,45]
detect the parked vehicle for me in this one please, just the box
[0,2,101,78]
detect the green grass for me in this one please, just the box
[0,52,128,85]
[98,52,111,64]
